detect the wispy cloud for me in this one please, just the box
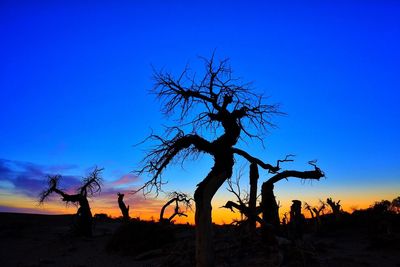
[0,158,80,198]
[110,173,140,187]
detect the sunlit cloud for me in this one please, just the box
[110,173,140,188]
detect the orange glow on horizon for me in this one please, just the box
[1,190,398,225]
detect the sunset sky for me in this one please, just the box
[1,1,399,224]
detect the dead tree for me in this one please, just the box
[304,202,315,219]
[282,212,289,226]
[304,200,325,231]
[289,200,305,240]
[136,55,282,267]
[117,192,130,221]
[39,167,103,236]
[259,159,324,235]
[159,192,192,223]
[222,171,264,229]
[312,200,326,218]
[327,197,341,215]
[223,157,324,241]
[304,200,326,218]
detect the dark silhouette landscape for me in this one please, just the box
[1,197,400,266]
[1,55,400,267]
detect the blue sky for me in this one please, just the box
[0,1,399,218]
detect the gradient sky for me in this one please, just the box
[1,1,399,223]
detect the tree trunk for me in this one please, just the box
[289,200,304,240]
[194,194,214,267]
[260,182,280,243]
[159,198,176,222]
[261,182,280,229]
[78,198,93,237]
[248,162,259,233]
[194,158,233,267]
[118,194,130,221]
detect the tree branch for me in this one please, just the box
[266,168,324,185]
[136,132,213,194]
[232,148,281,173]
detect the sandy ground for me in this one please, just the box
[1,212,400,267]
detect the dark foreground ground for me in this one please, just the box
[1,212,399,267]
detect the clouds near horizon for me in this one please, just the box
[0,158,81,198]
[0,158,166,220]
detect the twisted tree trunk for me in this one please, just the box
[77,197,93,236]
[261,182,280,229]
[53,189,93,237]
[194,157,233,267]
[117,193,130,221]
[159,198,176,222]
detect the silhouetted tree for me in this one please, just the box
[223,155,323,242]
[326,197,341,215]
[304,200,325,231]
[222,170,265,229]
[159,191,192,223]
[39,167,103,236]
[117,192,130,221]
[220,154,324,242]
[304,202,315,219]
[289,200,305,240]
[258,160,323,238]
[312,200,326,218]
[304,200,326,218]
[136,54,282,267]
[282,212,289,226]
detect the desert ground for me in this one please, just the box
[1,212,399,267]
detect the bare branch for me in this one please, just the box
[266,168,324,186]
[135,130,213,194]
[79,166,103,197]
[232,148,281,173]
[275,154,295,172]
[160,191,193,222]
[39,174,61,204]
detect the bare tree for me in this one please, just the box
[39,167,103,236]
[304,202,315,219]
[312,200,326,218]
[223,157,324,239]
[222,170,265,229]
[136,54,282,267]
[159,191,192,223]
[326,197,341,215]
[289,200,304,240]
[259,160,324,233]
[117,192,130,221]
[304,200,326,231]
